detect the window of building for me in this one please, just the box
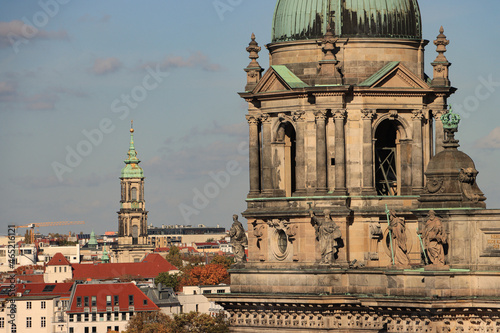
[84,296,89,307]
[0,317,4,328]
[92,327,97,333]
[100,313,104,321]
[107,327,111,332]
[41,301,46,309]
[106,313,111,321]
[114,295,119,306]
[84,314,89,322]
[143,299,147,305]
[106,295,112,306]
[202,290,212,294]
[91,296,96,307]
[115,326,119,332]
[41,317,46,328]
[92,313,97,322]
[26,317,32,328]
[64,267,67,272]
[114,312,119,321]
[69,328,74,333]
[131,187,137,201]
[69,314,74,322]
[128,295,134,306]
[76,297,82,307]
[122,312,127,321]
[77,314,81,322]
[26,301,32,309]
[84,328,89,333]
[217,289,226,294]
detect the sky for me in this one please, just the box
[1,1,500,235]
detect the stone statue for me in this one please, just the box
[229,214,248,263]
[310,209,342,264]
[420,210,447,266]
[388,210,410,267]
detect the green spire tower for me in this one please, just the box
[116,121,150,260]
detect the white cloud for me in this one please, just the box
[0,20,68,48]
[142,51,222,72]
[91,57,122,75]
[475,127,500,149]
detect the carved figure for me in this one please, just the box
[229,214,248,263]
[310,209,342,264]
[420,210,447,266]
[388,210,410,266]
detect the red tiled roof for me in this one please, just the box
[68,283,158,313]
[15,274,45,283]
[10,282,73,297]
[194,242,219,246]
[46,253,71,266]
[72,253,177,281]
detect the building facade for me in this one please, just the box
[210,1,500,332]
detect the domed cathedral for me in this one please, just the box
[210,0,500,332]
[114,122,154,263]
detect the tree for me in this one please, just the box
[24,230,31,244]
[181,263,228,286]
[155,272,181,291]
[169,312,229,333]
[166,246,183,269]
[124,311,173,333]
[124,311,229,333]
[206,238,215,242]
[210,255,233,269]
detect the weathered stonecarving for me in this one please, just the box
[272,0,422,42]
[209,0,500,332]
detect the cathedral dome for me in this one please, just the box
[272,0,422,42]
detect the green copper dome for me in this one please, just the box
[272,0,422,42]
[121,127,144,178]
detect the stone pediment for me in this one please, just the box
[252,65,309,94]
[359,61,429,89]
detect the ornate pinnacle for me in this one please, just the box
[246,33,261,67]
[441,105,460,130]
[433,26,450,63]
[441,105,461,147]
[321,24,338,60]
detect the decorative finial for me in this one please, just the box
[130,120,134,133]
[431,26,451,87]
[244,33,264,92]
[441,105,461,130]
[246,33,261,65]
[441,105,461,147]
[317,23,343,85]
[434,26,450,62]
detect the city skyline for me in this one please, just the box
[1,0,500,234]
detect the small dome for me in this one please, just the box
[272,0,422,42]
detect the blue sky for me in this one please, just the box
[1,0,500,235]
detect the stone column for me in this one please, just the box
[246,115,261,197]
[333,109,347,195]
[434,110,446,154]
[293,111,306,195]
[315,110,328,193]
[361,109,376,195]
[261,113,273,196]
[412,110,424,193]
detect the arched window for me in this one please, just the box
[275,122,296,197]
[375,120,398,195]
[131,188,137,201]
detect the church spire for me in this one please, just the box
[121,121,144,178]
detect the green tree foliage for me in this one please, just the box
[155,272,181,291]
[24,230,31,244]
[124,311,229,333]
[166,246,183,269]
[210,255,233,269]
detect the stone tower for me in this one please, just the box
[210,1,500,331]
[115,122,153,262]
